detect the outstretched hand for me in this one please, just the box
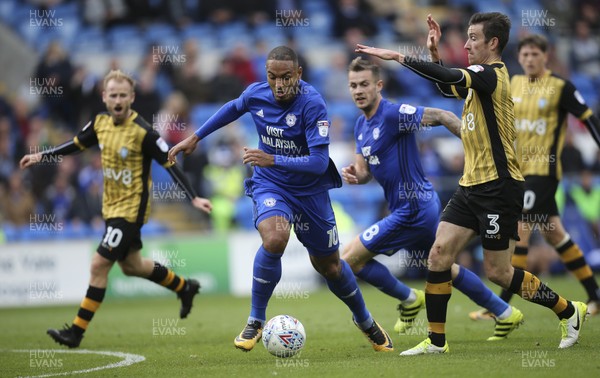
[20,153,42,169]
[341,164,359,184]
[191,197,212,214]
[355,44,403,62]
[242,147,274,168]
[168,134,200,164]
[426,14,442,61]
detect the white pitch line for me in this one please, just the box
[8,349,145,377]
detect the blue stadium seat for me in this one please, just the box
[0,0,18,24]
[233,196,255,230]
[2,224,19,242]
[109,27,146,53]
[143,220,169,236]
[191,104,223,127]
[71,26,106,53]
[144,23,178,44]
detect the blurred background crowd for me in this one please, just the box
[0,0,599,274]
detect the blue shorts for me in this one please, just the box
[246,179,339,257]
[359,196,441,256]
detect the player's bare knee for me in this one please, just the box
[319,262,342,280]
[341,252,362,273]
[428,242,452,271]
[119,263,139,276]
[262,232,289,253]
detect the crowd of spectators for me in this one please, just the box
[0,0,599,249]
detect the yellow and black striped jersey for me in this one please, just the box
[449,62,524,186]
[511,71,593,179]
[73,111,173,224]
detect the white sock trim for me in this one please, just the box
[496,306,513,320]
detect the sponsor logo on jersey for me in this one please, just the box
[264,198,277,207]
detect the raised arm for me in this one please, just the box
[420,107,462,138]
[20,119,98,169]
[427,14,442,63]
[355,44,465,84]
[168,99,246,163]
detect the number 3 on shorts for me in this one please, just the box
[103,226,124,248]
[486,214,500,235]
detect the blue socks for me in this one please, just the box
[356,260,412,301]
[326,259,372,328]
[249,245,282,324]
[453,265,509,317]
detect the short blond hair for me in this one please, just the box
[103,69,136,91]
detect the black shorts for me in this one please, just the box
[440,178,524,251]
[522,175,559,217]
[97,218,143,261]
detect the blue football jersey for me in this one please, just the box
[354,98,435,211]
[233,80,341,195]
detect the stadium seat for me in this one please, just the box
[233,196,255,230]
[144,23,178,45]
[0,0,17,25]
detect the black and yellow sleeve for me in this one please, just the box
[560,80,600,146]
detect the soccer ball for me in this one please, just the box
[262,314,306,357]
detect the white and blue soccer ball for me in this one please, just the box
[262,314,306,357]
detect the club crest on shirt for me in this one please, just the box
[317,120,329,137]
[286,113,297,127]
[538,98,547,109]
[373,127,380,140]
[120,147,128,159]
[263,198,277,207]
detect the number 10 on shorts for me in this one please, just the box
[327,226,338,248]
[103,226,123,248]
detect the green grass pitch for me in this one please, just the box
[1,276,598,377]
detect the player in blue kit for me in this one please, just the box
[168,46,394,352]
[342,58,524,340]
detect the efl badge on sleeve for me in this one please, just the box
[317,120,329,137]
